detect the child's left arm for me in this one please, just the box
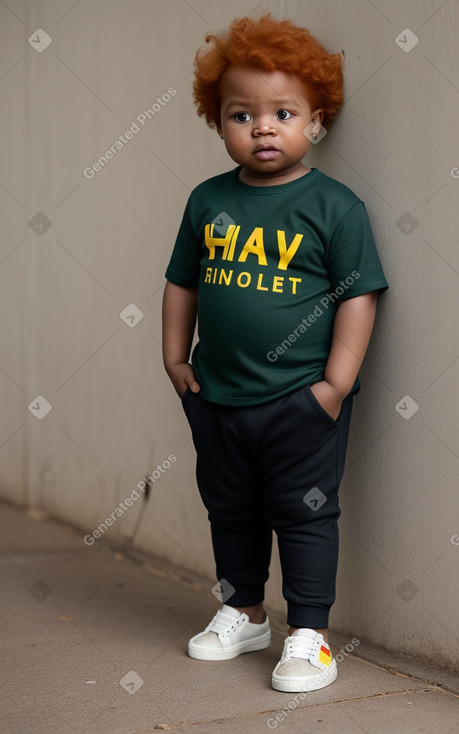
[310,291,378,420]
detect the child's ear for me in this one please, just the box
[217,128,224,139]
[311,109,324,127]
[309,109,325,139]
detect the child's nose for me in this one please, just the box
[253,118,277,136]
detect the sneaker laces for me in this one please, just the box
[285,633,321,661]
[208,608,245,636]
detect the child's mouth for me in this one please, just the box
[254,147,280,160]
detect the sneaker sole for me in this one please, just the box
[272,663,337,692]
[188,631,271,661]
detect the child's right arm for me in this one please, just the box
[162,281,200,398]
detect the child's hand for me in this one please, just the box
[167,362,201,399]
[309,380,344,421]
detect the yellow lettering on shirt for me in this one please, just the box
[218,268,233,285]
[205,224,304,271]
[273,276,284,293]
[204,224,240,261]
[237,272,251,288]
[257,273,269,291]
[237,228,268,266]
[204,267,301,294]
[277,231,303,270]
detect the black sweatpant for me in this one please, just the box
[182,384,353,629]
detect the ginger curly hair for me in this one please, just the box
[193,13,344,131]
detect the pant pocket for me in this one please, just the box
[181,386,191,404]
[181,386,200,426]
[303,385,340,427]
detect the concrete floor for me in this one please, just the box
[1,500,458,734]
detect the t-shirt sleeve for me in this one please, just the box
[165,203,201,288]
[325,201,388,299]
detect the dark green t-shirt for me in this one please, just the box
[165,167,388,406]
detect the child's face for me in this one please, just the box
[218,65,323,184]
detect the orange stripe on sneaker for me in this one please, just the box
[319,645,331,665]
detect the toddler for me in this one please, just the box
[162,13,388,693]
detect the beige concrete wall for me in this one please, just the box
[1,0,457,671]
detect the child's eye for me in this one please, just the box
[276,109,292,120]
[234,112,251,122]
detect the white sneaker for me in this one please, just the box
[272,629,337,692]
[188,604,271,660]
